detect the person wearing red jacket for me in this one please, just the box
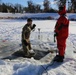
[54,5,69,62]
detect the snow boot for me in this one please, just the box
[53,55,60,61]
[29,49,35,56]
[54,55,64,62]
[24,49,35,58]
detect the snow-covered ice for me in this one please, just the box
[0,13,76,75]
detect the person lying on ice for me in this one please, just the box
[54,5,69,62]
[22,18,36,57]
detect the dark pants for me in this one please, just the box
[22,39,31,55]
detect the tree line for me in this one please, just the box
[0,0,76,13]
[54,0,76,13]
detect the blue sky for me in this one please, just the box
[1,0,57,9]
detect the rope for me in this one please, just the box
[38,60,55,75]
[37,48,58,75]
[37,52,57,75]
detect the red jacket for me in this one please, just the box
[54,6,69,39]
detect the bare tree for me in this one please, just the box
[54,0,66,8]
[43,0,50,12]
[14,3,23,13]
[35,4,41,13]
[27,0,35,13]
[71,0,76,12]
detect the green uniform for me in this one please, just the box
[22,24,32,56]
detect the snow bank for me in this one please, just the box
[0,13,76,20]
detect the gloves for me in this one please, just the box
[54,32,58,42]
[31,24,36,30]
[54,32,58,37]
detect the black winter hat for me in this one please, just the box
[59,6,64,11]
[27,18,32,22]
